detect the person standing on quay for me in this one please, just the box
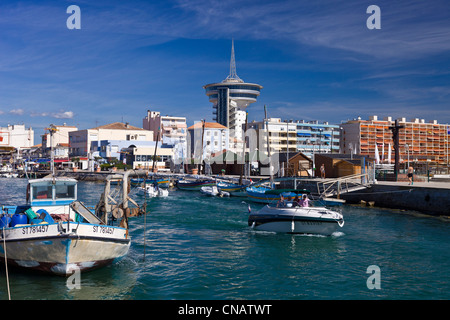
[320,164,325,179]
[407,166,414,185]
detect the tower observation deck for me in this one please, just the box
[203,40,263,132]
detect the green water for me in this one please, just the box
[0,179,449,300]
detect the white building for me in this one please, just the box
[0,124,34,149]
[187,122,229,164]
[248,118,341,160]
[124,143,175,171]
[143,110,187,165]
[41,124,78,159]
[69,122,153,157]
[248,118,297,155]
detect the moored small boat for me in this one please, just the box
[137,183,169,197]
[217,181,248,197]
[200,185,230,197]
[0,173,139,276]
[131,178,170,188]
[176,179,216,191]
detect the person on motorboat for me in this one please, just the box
[276,195,286,208]
[299,194,310,207]
[292,195,301,207]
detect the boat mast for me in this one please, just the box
[151,126,160,174]
[264,106,274,186]
[47,124,58,183]
[239,111,248,184]
[199,119,205,174]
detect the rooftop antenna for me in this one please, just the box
[224,39,243,83]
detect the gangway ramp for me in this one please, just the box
[317,173,372,198]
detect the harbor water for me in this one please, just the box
[0,179,449,300]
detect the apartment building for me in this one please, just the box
[143,110,187,163]
[41,124,78,158]
[340,115,450,164]
[70,122,153,157]
[0,124,34,149]
[248,118,340,159]
[187,121,229,163]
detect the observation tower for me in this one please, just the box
[203,40,263,144]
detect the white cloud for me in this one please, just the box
[9,108,24,115]
[52,111,74,119]
[30,110,74,119]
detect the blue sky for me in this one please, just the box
[1,0,449,142]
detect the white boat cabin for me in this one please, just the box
[27,177,78,218]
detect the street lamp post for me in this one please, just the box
[404,144,409,169]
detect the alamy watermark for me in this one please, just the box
[366,5,381,30]
[366,265,381,290]
[66,5,81,30]
[66,265,81,290]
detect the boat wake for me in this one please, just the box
[331,231,345,238]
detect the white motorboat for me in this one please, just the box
[248,204,344,236]
[137,183,169,197]
[0,172,140,276]
[200,185,230,197]
[0,172,19,178]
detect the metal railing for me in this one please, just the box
[317,173,372,198]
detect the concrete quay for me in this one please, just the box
[341,180,450,216]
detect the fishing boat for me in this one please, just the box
[176,179,216,191]
[217,181,248,197]
[248,204,344,236]
[137,183,169,197]
[131,178,170,188]
[200,185,230,197]
[0,173,139,276]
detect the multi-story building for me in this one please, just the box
[123,143,175,171]
[248,118,297,155]
[340,115,450,164]
[143,110,187,164]
[203,40,262,151]
[0,124,34,149]
[69,122,153,158]
[41,124,78,158]
[248,118,340,159]
[296,120,340,157]
[187,121,229,164]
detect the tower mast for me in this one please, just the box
[225,39,242,83]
